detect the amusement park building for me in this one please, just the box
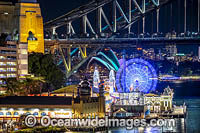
[111,87,174,117]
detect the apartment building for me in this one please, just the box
[0,41,28,85]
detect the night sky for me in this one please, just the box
[38,0,92,22]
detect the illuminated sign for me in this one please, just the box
[49,111,72,118]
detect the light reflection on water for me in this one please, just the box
[65,98,200,133]
[106,98,200,133]
[107,118,185,133]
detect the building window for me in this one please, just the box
[20,70,28,75]
[41,112,46,116]
[7,74,16,78]
[21,49,27,55]
[0,56,5,59]
[20,60,28,65]
[0,62,6,66]
[7,68,16,72]
[0,68,6,72]
[33,112,38,116]
[26,112,31,115]
[6,112,11,116]
[7,62,16,66]
[14,112,19,116]
[0,74,6,78]
[164,101,168,107]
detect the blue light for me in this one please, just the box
[116,58,158,93]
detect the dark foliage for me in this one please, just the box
[28,53,65,90]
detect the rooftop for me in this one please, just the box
[18,0,37,3]
[0,96,73,105]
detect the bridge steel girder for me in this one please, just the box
[59,46,71,72]
[58,45,90,77]
[66,22,75,37]
[184,0,187,33]
[65,46,101,79]
[156,8,160,33]
[45,38,200,48]
[44,0,164,38]
[79,47,87,59]
[198,0,200,32]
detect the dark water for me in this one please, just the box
[157,81,200,97]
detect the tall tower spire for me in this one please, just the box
[109,69,115,94]
[98,82,105,118]
[93,66,100,89]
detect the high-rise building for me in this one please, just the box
[166,45,177,57]
[0,1,15,34]
[0,0,44,53]
[15,0,44,53]
[0,41,28,85]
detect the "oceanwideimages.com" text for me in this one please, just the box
[25,115,176,130]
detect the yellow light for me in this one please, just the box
[18,3,44,53]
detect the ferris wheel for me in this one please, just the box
[116,58,158,93]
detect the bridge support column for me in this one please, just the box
[66,22,75,38]
[97,8,102,35]
[156,8,160,33]
[66,23,71,38]
[142,16,145,34]
[66,23,70,35]
[82,15,87,35]
[79,47,87,59]
[198,0,200,32]
[67,48,71,72]
[59,47,71,73]
[51,27,57,39]
[170,2,173,32]
[178,0,180,33]
[128,0,132,34]
[113,0,117,33]
[184,0,187,33]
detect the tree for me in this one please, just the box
[28,53,65,90]
[4,78,20,96]
[5,78,45,96]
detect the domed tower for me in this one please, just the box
[79,77,92,99]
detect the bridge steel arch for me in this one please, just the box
[44,0,167,38]
[43,0,200,79]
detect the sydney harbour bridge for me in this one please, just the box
[42,0,200,78]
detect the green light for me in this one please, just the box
[176,53,185,56]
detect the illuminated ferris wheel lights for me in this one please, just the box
[116,58,158,93]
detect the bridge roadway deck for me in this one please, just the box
[44,38,200,48]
